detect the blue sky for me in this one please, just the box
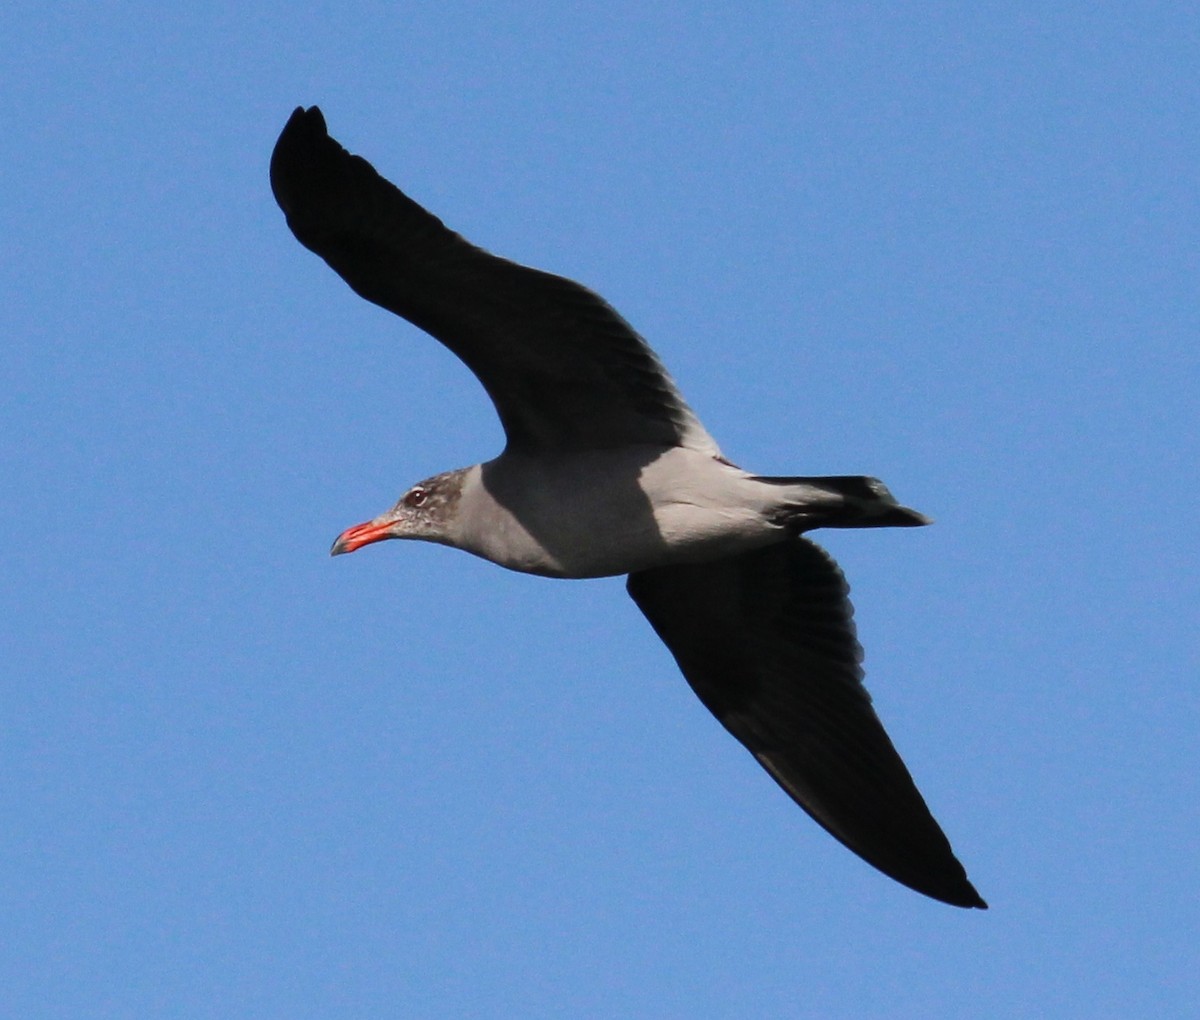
[3,3,1197,1016]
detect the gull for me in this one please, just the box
[270,106,986,909]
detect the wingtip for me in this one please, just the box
[283,104,325,130]
[888,867,986,909]
[273,105,328,163]
[945,881,988,910]
[890,846,987,910]
[270,104,338,227]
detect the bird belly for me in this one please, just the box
[458,448,784,579]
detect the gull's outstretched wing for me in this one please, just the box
[627,538,986,909]
[270,106,719,457]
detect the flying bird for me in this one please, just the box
[270,106,986,909]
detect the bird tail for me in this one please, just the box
[754,475,931,530]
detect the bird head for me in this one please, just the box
[330,469,465,555]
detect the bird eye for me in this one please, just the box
[404,487,428,508]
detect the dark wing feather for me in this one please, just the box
[627,538,986,909]
[270,106,718,456]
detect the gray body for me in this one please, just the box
[392,448,920,579]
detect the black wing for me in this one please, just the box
[627,538,986,909]
[270,106,719,456]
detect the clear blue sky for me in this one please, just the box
[3,3,1197,1017]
